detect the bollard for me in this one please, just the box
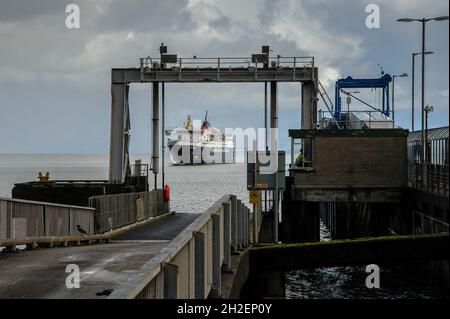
[194,231,205,298]
[163,262,178,299]
[211,213,221,297]
[222,202,231,271]
[230,195,238,254]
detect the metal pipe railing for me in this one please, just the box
[0,210,171,251]
[140,56,314,70]
[317,110,395,129]
[408,162,449,195]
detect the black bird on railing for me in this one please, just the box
[77,225,88,236]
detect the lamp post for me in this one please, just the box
[397,15,449,162]
[412,51,434,132]
[392,73,408,123]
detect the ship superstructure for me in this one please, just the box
[167,112,235,164]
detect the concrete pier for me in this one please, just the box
[0,194,255,299]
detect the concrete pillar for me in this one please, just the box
[244,270,285,298]
[242,206,246,248]
[222,202,231,271]
[301,81,317,130]
[5,202,12,239]
[270,81,279,243]
[244,208,249,247]
[211,214,221,297]
[237,200,242,250]
[194,231,205,298]
[163,262,178,299]
[109,81,130,183]
[230,195,238,254]
[280,201,320,243]
[301,81,317,161]
[152,82,160,188]
[247,207,251,245]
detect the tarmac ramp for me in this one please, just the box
[0,213,200,299]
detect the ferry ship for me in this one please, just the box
[167,112,235,164]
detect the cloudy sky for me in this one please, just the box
[0,0,448,154]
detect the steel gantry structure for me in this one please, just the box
[109,45,318,243]
[109,45,319,187]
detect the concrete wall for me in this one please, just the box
[294,135,408,188]
[89,190,166,233]
[109,194,253,299]
[0,197,94,239]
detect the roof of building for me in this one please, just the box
[408,126,449,142]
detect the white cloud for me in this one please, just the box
[0,0,447,153]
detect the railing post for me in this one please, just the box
[243,205,247,247]
[211,213,221,297]
[6,201,12,239]
[243,207,247,247]
[230,195,238,254]
[222,202,231,271]
[217,58,220,81]
[163,262,178,299]
[237,200,243,250]
[194,231,205,299]
[247,207,251,245]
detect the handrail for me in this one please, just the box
[318,110,395,129]
[0,196,95,210]
[140,55,314,70]
[0,211,172,250]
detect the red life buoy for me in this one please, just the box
[164,184,170,202]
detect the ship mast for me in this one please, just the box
[186,114,193,131]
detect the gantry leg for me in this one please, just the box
[152,82,160,189]
[109,78,130,184]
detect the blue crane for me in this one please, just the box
[334,74,392,120]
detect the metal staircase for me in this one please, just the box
[315,80,341,129]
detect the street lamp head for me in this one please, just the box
[397,18,417,22]
[432,16,450,21]
[413,51,434,56]
[424,105,434,113]
[398,16,448,23]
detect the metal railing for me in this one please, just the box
[0,197,95,240]
[140,56,314,70]
[109,194,254,299]
[139,55,315,82]
[408,138,449,165]
[413,210,449,235]
[318,110,395,129]
[408,162,449,196]
[129,163,148,177]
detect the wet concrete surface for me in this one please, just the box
[0,213,201,298]
[114,213,201,241]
